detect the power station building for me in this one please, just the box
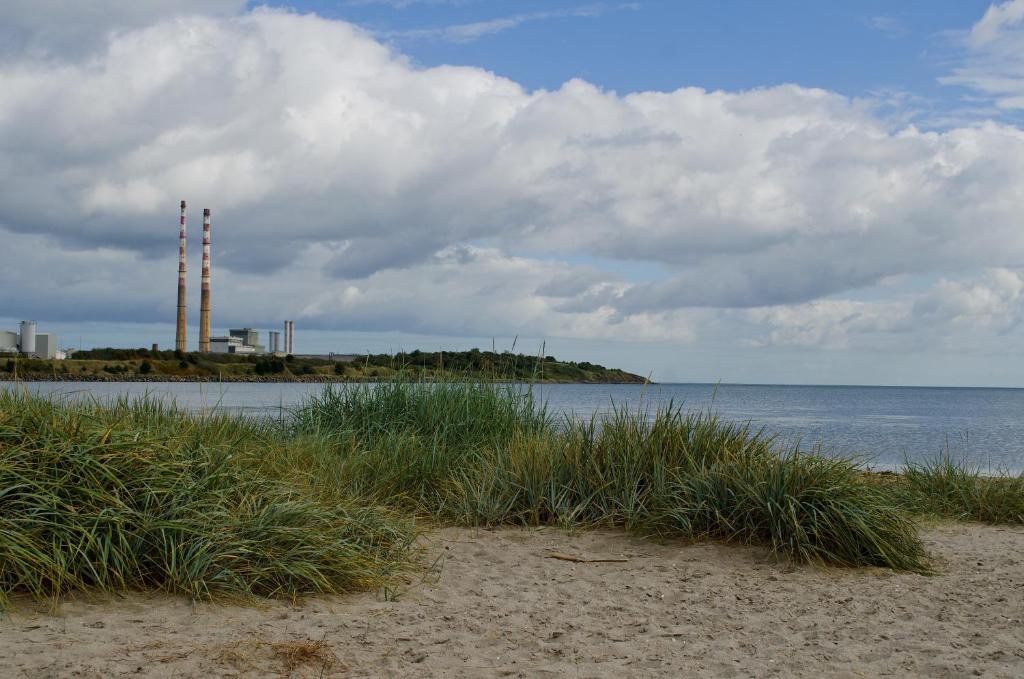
[0,321,59,359]
[209,328,266,355]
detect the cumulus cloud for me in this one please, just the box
[741,268,1024,353]
[913,269,1024,331]
[0,0,246,60]
[1,5,1024,358]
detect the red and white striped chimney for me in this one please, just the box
[175,200,187,352]
[199,208,212,353]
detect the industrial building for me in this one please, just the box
[0,321,59,359]
[209,328,266,355]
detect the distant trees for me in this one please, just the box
[254,358,285,375]
[7,346,639,382]
[76,347,177,361]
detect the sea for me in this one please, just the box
[9,381,1024,474]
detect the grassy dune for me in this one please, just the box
[0,390,417,607]
[2,380,1022,605]
[286,382,928,571]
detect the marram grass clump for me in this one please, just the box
[1,379,941,607]
[0,390,417,607]
[288,382,930,572]
[892,455,1024,525]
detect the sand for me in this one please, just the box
[3,524,1023,678]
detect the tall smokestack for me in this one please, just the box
[199,208,212,353]
[175,200,187,352]
[283,320,294,354]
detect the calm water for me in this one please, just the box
[9,381,1024,473]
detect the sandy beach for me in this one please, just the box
[3,524,1022,678]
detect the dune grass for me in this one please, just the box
[286,381,929,572]
[887,455,1024,525]
[15,377,1024,604]
[0,389,417,607]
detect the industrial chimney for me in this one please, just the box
[283,320,294,355]
[175,200,187,352]
[199,208,212,353]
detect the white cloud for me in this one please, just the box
[913,268,1024,330]
[966,0,1024,47]
[348,0,477,8]
[941,0,1024,110]
[865,16,905,38]
[741,268,1024,352]
[380,3,632,43]
[1,5,1024,361]
[0,0,246,60]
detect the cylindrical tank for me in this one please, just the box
[20,320,37,355]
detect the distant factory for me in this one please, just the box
[0,321,63,359]
[173,200,295,356]
[208,321,295,356]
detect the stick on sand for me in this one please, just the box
[546,552,629,563]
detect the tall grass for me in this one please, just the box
[891,455,1024,524]
[286,382,929,572]
[19,378,1010,605]
[0,390,417,607]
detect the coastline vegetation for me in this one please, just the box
[1,379,1021,607]
[2,347,647,384]
[0,390,417,607]
[890,456,1024,524]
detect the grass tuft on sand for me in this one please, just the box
[0,389,417,607]
[287,382,929,572]
[890,455,1024,524]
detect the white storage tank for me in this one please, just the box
[0,330,18,352]
[19,320,36,356]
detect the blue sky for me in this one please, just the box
[283,1,991,114]
[3,0,1024,386]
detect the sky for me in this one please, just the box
[2,0,1024,386]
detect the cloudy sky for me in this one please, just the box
[2,0,1024,386]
